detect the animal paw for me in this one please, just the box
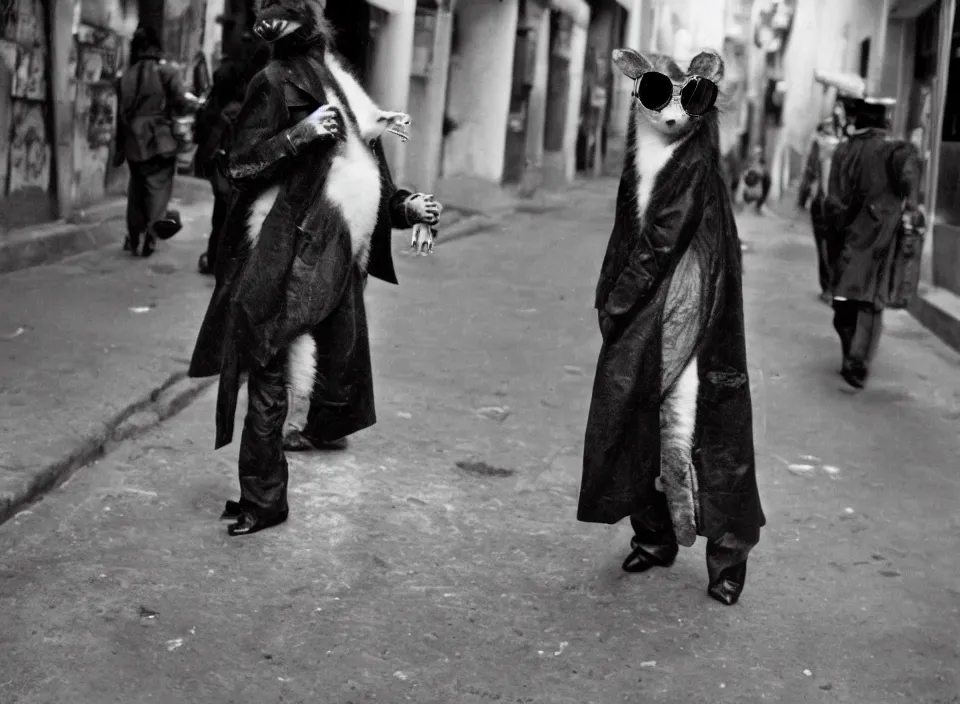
[410,222,435,256]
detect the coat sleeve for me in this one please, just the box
[370,139,415,229]
[602,166,706,319]
[159,63,195,115]
[224,71,324,189]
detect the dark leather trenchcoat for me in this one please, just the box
[187,44,415,449]
[826,128,920,308]
[578,118,765,544]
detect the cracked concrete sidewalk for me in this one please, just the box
[0,173,564,526]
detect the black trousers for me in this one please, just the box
[237,350,290,519]
[810,194,833,294]
[205,189,230,270]
[126,156,177,245]
[240,272,374,515]
[630,492,758,573]
[832,300,883,369]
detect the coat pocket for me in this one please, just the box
[281,227,338,335]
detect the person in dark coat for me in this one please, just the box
[797,118,842,304]
[193,34,272,275]
[825,99,920,389]
[740,146,771,213]
[579,48,765,607]
[114,26,199,257]
[187,0,439,536]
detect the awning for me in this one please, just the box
[813,70,866,98]
[367,0,406,13]
[549,0,591,28]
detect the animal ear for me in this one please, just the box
[688,50,724,83]
[612,48,653,80]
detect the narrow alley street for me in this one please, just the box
[1,181,958,704]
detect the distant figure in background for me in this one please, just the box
[798,117,842,304]
[721,130,749,199]
[192,33,271,275]
[114,26,200,257]
[826,99,920,390]
[740,146,771,213]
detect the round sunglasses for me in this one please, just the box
[631,72,719,117]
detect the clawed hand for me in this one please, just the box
[410,223,435,256]
[305,104,343,139]
[406,193,442,226]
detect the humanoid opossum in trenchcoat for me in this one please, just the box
[578,47,766,604]
[188,1,427,536]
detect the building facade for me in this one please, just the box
[0,0,224,238]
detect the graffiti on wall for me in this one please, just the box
[11,39,45,99]
[72,23,124,206]
[7,100,50,193]
[0,0,52,226]
[87,84,116,148]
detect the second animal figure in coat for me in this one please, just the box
[579,48,765,606]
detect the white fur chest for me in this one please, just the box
[321,55,383,271]
[633,130,679,227]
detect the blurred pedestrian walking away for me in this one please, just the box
[798,117,842,304]
[740,146,771,214]
[114,26,200,257]
[826,99,921,389]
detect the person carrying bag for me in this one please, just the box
[114,25,199,257]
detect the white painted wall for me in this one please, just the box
[564,21,589,181]
[405,3,455,193]
[202,0,225,67]
[442,0,519,182]
[369,0,416,184]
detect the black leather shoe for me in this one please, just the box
[227,508,289,536]
[283,428,348,452]
[220,500,242,520]
[153,210,182,240]
[840,360,867,389]
[622,538,680,573]
[706,544,749,605]
[707,562,747,605]
[198,253,213,275]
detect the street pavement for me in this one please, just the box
[1,180,959,703]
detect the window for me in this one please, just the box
[942,11,960,142]
[859,38,871,79]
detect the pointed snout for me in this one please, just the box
[254,18,299,42]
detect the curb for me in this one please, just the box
[0,176,213,275]
[0,371,216,527]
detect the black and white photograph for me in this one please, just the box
[0,0,958,701]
